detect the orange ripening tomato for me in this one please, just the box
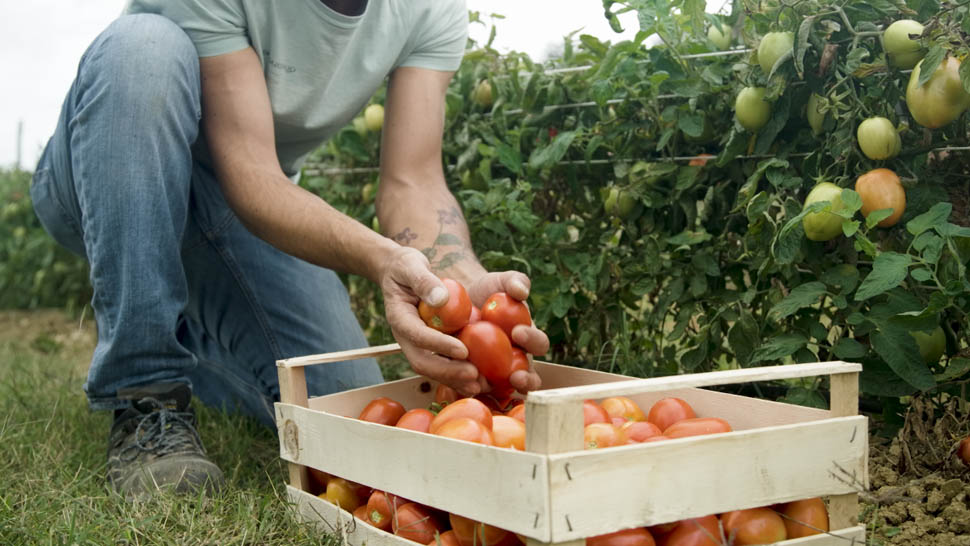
[492,415,526,450]
[394,503,445,544]
[322,477,362,512]
[353,505,371,524]
[646,398,696,432]
[418,278,472,334]
[449,513,509,546]
[434,383,459,405]
[365,490,398,531]
[656,515,721,546]
[663,417,732,439]
[430,397,493,434]
[855,168,906,228]
[506,404,526,423]
[481,292,533,338]
[688,153,715,167]
[458,321,515,389]
[621,420,663,443]
[397,408,435,433]
[584,422,626,449]
[584,399,611,426]
[586,527,656,546]
[435,417,495,445]
[601,396,646,422]
[778,497,828,538]
[721,508,787,545]
[428,530,463,546]
[358,396,407,426]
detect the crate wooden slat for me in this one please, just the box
[277,347,867,546]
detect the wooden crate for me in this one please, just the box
[275,344,868,546]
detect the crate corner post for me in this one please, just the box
[277,357,310,493]
[828,364,865,531]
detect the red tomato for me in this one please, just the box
[959,436,970,467]
[481,292,532,339]
[646,398,696,432]
[353,505,371,525]
[427,530,463,546]
[430,397,493,434]
[586,527,656,546]
[721,508,787,545]
[397,408,435,433]
[434,383,459,405]
[584,423,626,449]
[435,417,495,445]
[358,397,407,426]
[642,435,669,443]
[449,513,509,546]
[602,396,646,422]
[365,490,398,531]
[394,503,445,544]
[322,477,361,512]
[656,515,721,546]
[469,306,482,324]
[458,321,514,388]
[584,399,611,426]
[492,415,526,450]
[506,404,526,423]
[418,278,472,334]
[621,421,663,443]
[663,417,732,439]
[779,497,828,538]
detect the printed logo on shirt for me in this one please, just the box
[261,50,297,73]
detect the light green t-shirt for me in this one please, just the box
[125,0,468,176]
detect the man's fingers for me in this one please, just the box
[388,300,468,359]
[510,324,550,357]
[509,370,541,393]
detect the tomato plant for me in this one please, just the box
[856,117,901,160]
[662,417,732,438]
[855,168,906,227]
[358,397,407,426]
[646,398,696,432]
[481,292,532,339]
[419,278,472,334]
[458,321,514,388]
[778,497,828,538]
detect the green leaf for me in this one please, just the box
[793,16,815,78]
[839,189,863,216]
[667,230,712,246]
[907,202,952,236]
[910,268,933,282]
[677,112,705,138]
[728,311,759,365]
[495,143,522,175]
[961,59,970,96]
[528,130,578,170]
[768,281,827,321]
[843,220,861,237]
[751,333,808,363]
[833,338,868,359]
[855,252,912,301]
[870,328,936,391]
[917,45,945,88]
[865,209,894,228]
[937,357,970,382]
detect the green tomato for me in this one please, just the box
[802,182,846,242]
[757,31,794,74]
[707,22,732,50]
[910,326,945,364]
[364,104,384,132]
[856,117,901,160]
[352,116,368,137]
[906,57,970,129]
[735,87,772,132]
[361,182,377,203]
[472,80,493,108]
[603,188,636,219]
[883,19,925,70]
[806,93,826,136]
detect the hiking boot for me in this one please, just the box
[107,382,225,500]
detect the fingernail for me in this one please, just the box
[428,286,447,306]
[512,280,528,295]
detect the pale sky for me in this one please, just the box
[0,1,712,170]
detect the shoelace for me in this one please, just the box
[119,397,205,462]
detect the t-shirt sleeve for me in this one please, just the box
[124,0,249,57]
[399,0,468,72]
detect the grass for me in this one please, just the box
[0,310,337,545]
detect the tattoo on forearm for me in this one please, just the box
[395,206,474,273]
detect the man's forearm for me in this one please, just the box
[375,179,486,285]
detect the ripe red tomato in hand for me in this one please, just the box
[481,292,532,339]
[458,321,514,388]
[418,278,472,334]
[394,503,445,544]
[469,306,482,324]
[663,417,732,439]
[586,527,656,546]
[396,408,435,433]
[646,398,696,432]
[358,397,407,426]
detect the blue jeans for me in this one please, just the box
[30,14,383,427]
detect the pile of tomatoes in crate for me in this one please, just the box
[312,386,833,545]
